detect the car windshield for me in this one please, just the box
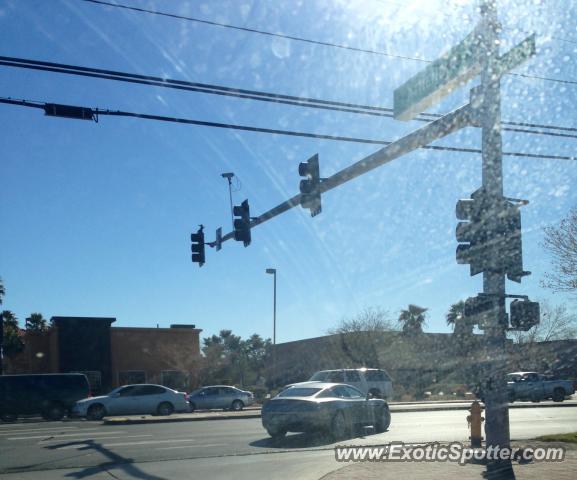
[277,388,322,398]
[1,1,576,478]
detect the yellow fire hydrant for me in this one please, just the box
[467,401,484,448]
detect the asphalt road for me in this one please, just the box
[1,406,576,479]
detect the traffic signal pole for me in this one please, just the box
[215,103,473,244]
[479,1,513,477]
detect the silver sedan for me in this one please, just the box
[188,385,255,411]
[72,384,189,420]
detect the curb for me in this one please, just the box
[102,401,577,425]
[103,412,262,425]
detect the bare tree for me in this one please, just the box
[508,300,577,344]
[327,307,396,369]
[542,207,577,294]
[328,306,395,334]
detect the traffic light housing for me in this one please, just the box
[464,295,501,329]
[509,299,540,331]
[494,201,529,283]
[456,189,529,281]
[191,227,205,266]
[299,154,322,217]
[233,199,251,247]
[455,188,489,276]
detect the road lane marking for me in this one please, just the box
[47,434,154,448]
[156,443,226,450]
[0,427,108,436]
[0,422,83,429]
[38,433,153,445]
[7,431,126,440]
[0,427,85,435]
[101,438,200,447]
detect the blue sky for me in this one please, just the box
[1,0,576,343]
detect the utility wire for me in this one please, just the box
[80,0,428,63]
[80,0,577,87]
[1,56,576,139]
[1,96,575,162]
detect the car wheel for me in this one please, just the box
[189,402,196,413]
[552,388,565,403]
[43,403,65,421]
[87,404,106,421]
[267,428,287,439]
[508,392,515,403]
[231,400,244,411]
[331,411,348,440]
[375,405,391,433]
[0,414,17,423]
[157,402,174,416]
[530,394,541,403]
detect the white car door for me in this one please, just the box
[138,385,168,413]
[106,386,139,415]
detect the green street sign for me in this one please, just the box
[394,30,536,123]
[394,27,483,121]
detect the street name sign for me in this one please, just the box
[394,26,482,121]
[394,29,536,122]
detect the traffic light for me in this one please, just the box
[191,226,205,266]
[456,189,529,282]
[299,154,322,217]
[509,299,539,331]
[233,199,251,247]
[455,188,489,276]
[493,201,529,283]
[214,227,223,251]
[464,295,500,329]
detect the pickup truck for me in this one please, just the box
[507,371,575,403]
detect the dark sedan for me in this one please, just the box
[261,382,390,439]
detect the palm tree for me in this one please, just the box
[25,313,48,332]
[446,301,473,335]
[1,310,24,357]
[446,300,465,329]
[398,304,428,335]
[0,278,5,305]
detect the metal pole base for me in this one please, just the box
[485,459,516,480]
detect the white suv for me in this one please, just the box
[304,368,393,399]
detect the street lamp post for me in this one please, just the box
[265,268,277,345]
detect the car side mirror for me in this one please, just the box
[366,392,374,400]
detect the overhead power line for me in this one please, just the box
[1,56,576,140]
[81,0,427,63]
[1,96,575,162]
[80,0,577,87]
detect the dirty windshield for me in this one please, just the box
[0,0,576,479]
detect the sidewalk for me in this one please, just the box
[322,442,577,480]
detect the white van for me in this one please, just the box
[301,368,393,399]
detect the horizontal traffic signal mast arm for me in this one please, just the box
[216,102,474,245]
